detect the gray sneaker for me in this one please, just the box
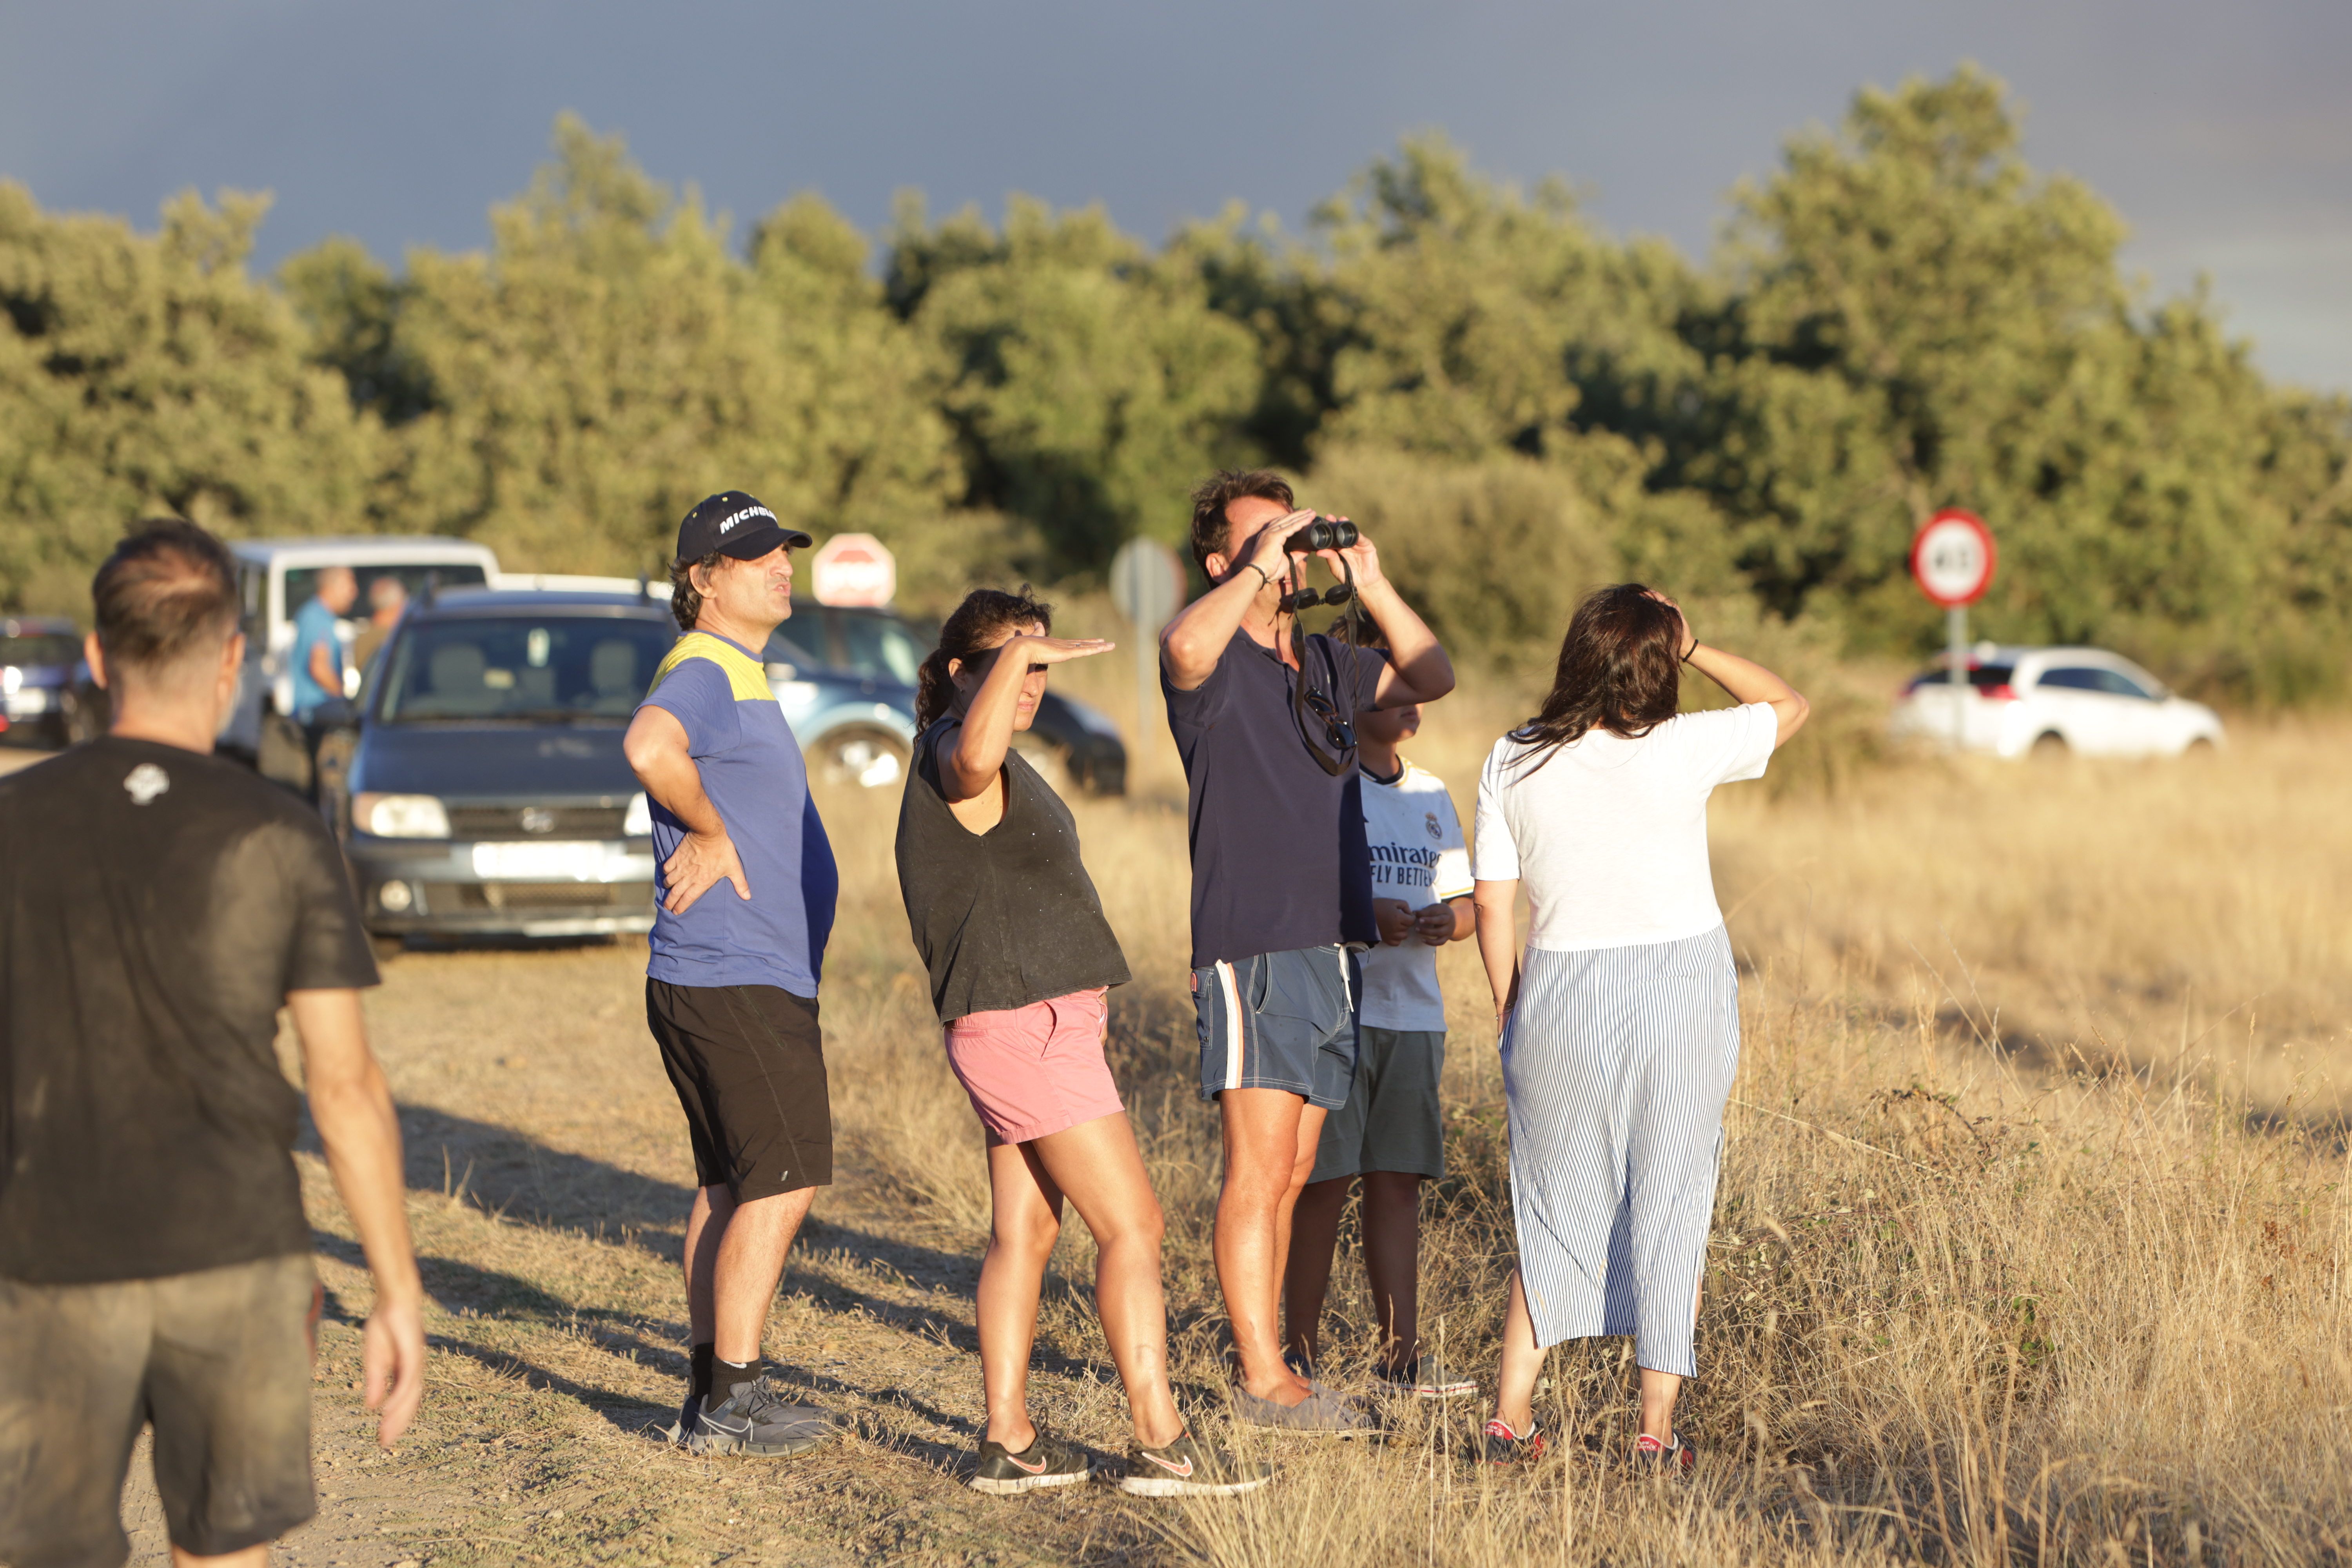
[1230,1379,1376,1435]
[685,1376,840,1457]
[657,1390,703,1445]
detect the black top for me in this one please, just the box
[1162,630,1387,970]
[0,738,380,1284]
[893,720,1129,1023]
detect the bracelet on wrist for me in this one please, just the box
[1243,562,1273,588]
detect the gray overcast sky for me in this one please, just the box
[4,0,2347,391]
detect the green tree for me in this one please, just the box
[351,116,956,573]
[1666,64,2352,697]
[0,184,377,612]
[886,194,1262,574]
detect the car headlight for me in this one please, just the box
[623,791,653,836]
[353,793,450,838]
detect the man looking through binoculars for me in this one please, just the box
[1160,470,1455,1430]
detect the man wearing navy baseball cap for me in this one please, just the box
[623,491,840,1458]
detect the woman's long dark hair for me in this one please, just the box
[915,587,1054,729]
[1510,583,1683,758]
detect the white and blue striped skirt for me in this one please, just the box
[1501,924,1739,1378]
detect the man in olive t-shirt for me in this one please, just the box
[0,521,426,1568]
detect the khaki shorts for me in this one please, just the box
[0,1254,319,1568]
[1309,1025,1447,1183]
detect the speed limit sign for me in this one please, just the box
[1910,509,1996,607]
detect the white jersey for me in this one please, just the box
[1357,758,1472,1031]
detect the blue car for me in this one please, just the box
[337,589,670,939]
[769,602,1127,796]
[335,588,1130,940]
[0,616,88,750]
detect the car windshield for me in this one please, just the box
[285,563,488,620]
[1907,663,2014,691]
[377,616,676,723]
[0,633,81,667]
[834,612,924,686]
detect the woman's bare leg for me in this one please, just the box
[978,1138,1063,1449]
[1029,1113,1185,1448]
[1638,1368,1682,1443]
[1492,1269,1545,1434]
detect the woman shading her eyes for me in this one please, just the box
[893,588,1271,1499]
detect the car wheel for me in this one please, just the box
[814,725,910,789]
[2030,731,2068,760]
[2185,736,2218,757]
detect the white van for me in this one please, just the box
[223,537,502,760]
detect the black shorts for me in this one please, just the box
[0,1254,319,1568]
[647,978,832,1201]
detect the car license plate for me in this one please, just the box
[471,840,610,880]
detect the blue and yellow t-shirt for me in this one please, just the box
[638,630,837,996]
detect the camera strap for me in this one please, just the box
[1288,555,1361,778]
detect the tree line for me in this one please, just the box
[4,68,2347,699]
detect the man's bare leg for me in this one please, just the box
[1217,1088,1325,1403]
[682,1183,733,1345]
[698,1187,817,1364]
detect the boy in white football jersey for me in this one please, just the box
[1281,702,1477,1398]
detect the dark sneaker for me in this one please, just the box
[1481,1417,1546,1466]
[685,1377,840,1457]
[1372,1357,1477,1401]
[968,1425,1091,1495]
[1231,1380,1377,1436]
[658,1390,703,1446]
[1633,1431,1695,1477]
[1120,1430,1274,1497]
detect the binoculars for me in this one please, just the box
[1284,517,1358,554]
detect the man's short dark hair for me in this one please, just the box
[667,550,725,632]
[1188,469,1295,573]
[91,520,240,679]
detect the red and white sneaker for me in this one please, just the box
[1481,1417,1546,1466]
[1633,1431,1696,1477]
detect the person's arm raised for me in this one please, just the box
[941,634,1114,803]
[1159,509,1320,691]
[1651,593,1809,749]
[1331,531,1453,707]
[290,988,425,1449]
[622,705,749,912]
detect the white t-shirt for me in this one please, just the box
[1358,759,1473,1031]
[1471,702,1776,953]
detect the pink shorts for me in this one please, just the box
[943,989,1123,1145]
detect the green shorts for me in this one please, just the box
[1309,1025,1446,1182]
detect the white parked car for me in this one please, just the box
[1889,645,2224,759]
[221,536,503,761]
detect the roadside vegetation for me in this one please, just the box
[6,68,2350,702]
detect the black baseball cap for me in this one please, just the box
[675,490,813,563]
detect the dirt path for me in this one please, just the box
[121,938,1179,1567]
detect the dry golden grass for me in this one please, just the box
[820,681,2352,1566]
[125,670,2345,1564]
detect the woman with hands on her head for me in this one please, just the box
[894,588,1271,1499]
[1468,585,1806,1475]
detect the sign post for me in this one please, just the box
[1109,538,1183,777]
[1908,508,1997,750]
[809,533,897,608]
